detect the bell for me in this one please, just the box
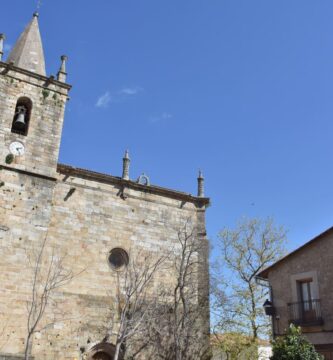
[13,106,27,130]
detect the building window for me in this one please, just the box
[298,279,314,311]
[11,97,32,136]
[289,271,323,326]
[108,248,129,271]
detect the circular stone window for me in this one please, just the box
[108,248,129,271]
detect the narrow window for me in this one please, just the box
[298,279,316,322]
[299,280,313,304]
[11,97,32,136]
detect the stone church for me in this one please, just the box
[0,13,210,360]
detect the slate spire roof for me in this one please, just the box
[7,13,46,76]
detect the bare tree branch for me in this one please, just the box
[145,220,210,360]
[102,250,166,360]
[23,234,80,360]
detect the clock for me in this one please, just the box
[9,141,25,156]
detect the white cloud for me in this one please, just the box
[118,86,143,96]
[150,112,173,124]
[96,91,112,108]
[96,86,143,108]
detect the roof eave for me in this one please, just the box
[57,163,210,207]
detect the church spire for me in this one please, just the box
[7,13,46,76]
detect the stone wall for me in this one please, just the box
[0,165,209,359]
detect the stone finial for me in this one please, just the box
[57,55,68,82]
[0,34,5,61]
[122,150,130,180]
[197,170,205,197]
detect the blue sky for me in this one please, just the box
[2,1,333,254]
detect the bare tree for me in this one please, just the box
[24,234,76,360]
[104,251,166,360]
[145,220,210,360]
[211,217,287,343]
[95,219,209,360]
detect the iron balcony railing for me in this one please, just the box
[288,299,323,326]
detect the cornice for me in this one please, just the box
[57,163,210,207]
[0,61,72,91]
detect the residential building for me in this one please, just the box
[257,227,333,360]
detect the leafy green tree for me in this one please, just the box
[271,324,323,360]
[212,218,287,340]
[212,332,258,360]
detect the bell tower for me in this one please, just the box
[0,13,71,178]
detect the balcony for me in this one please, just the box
[288,299,323,326]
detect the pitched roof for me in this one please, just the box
[257,226,333,279]
[7,13,46,75]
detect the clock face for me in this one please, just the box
[9,141,25,156]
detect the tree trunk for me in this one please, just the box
[114,342,121,360]
[24,334,32,360]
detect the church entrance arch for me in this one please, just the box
[87,342,123,360]
[92,352,113,360]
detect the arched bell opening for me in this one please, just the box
[11,97,32,136]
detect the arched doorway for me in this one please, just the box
[92,352,113,360]
[88,342,123,360]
